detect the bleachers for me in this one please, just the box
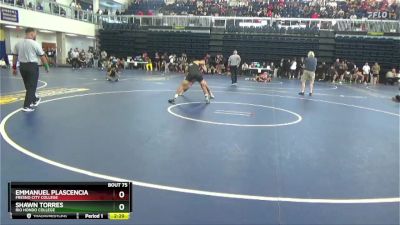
[220,32,319,62]
[126,0,165,15]
[335,36,400,71]
[99,28,210,58]
[99,21,399,72]
[99,24,320,62]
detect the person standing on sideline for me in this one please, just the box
[371,62,380,85]
[228,50,241,86]
[362,62,370,84]
[289,58,297,79]
[12,27,49,112]
[100,50,107,70]
[299,51,317,96]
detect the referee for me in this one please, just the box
[228,50,241,86]
[12,28,49,112]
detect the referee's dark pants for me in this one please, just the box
[230,65,238,84]
[19,63,39,108]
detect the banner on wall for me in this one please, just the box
[367,11,397,19]
[0,7,19,23]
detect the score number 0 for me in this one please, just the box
[118,191,125,211]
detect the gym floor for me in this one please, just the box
[1,67,399,225]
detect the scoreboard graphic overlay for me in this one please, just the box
[8,182,132,220]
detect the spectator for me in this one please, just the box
[284,59,291,78]
[371,62,380,85]
[215,53,224,75]
[78,49,86,69]
[77,3,82,19]
[100,50,107,70]
[352,66,364,84]
[154,52,161,71]
[164,53,171,74]
[16,0,24,7]
[67,48,73,64]
[36,3,43,11]
[241,62,249,75]
[146,57,153,71]
[46,48,53,66]
[271,62,278,78]
[178,53,188,73]
[204,53,211,67]
[362,62,371,84]
[71,48,79,69]
[93,50,99,68]
[289,58,297,79]
[86,50,94,68]
[338,60,348,84]
[279,58,285,77]
[161,53,167,72]
[71,0,77,18]
[332,60,342,83]
[296,58,304,79]
[385,68,399,85]
[327,65,337,82]
[316,62,328,81]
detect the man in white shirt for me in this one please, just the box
[241,62,249,76]
[71,48,79,69]
[362,62,370,84]
[290,59,297,79]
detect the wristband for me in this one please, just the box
[12,65,17,70]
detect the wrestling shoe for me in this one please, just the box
[298,92,305,96]
[168,99,176,104]
[22,107,35,112]
[205,96,210,104]
[31,97,41,107]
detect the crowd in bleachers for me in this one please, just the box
[126,0,399,20]
[5,0,399,20]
